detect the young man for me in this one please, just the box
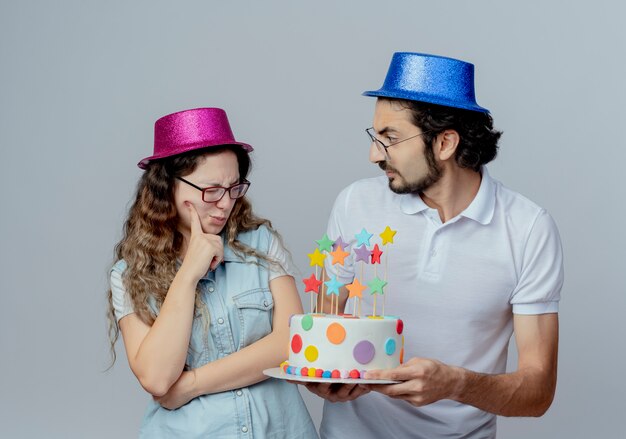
[305,52,564,438]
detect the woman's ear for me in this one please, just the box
[434,129,460,161]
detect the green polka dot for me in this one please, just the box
[301,314,314,331]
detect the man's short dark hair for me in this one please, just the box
[394,99,502,171]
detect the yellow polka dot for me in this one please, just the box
[304,345,319,362]
[308,368,316,377]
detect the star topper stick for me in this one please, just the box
[370,244,384,317]
[354,228,374,316]
[367,276,387,317]
[379,226,396,316]
[346,278,366,316]
[324,276,344,315]
[329,245,349,314]
[307,247,326,313]
[303,274,322,313]
[353,243,371,317]
[315,234,335,314]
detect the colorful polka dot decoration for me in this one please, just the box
[384,338,396,355]
[304,345,319,362]
[353,340,375,365]
[281,362,369,380]
[326,323,346,345]
[285,316,404,379]
[301,314,314,331]
[396,319,404,334]
[291,334,302,354]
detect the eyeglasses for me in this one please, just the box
[366,127,432,159]
[176,176,250,203]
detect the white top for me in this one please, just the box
[110,232,298,322]
[320,168,564,439]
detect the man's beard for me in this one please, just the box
[379,148,442,194]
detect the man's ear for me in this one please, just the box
[434,130,460,161]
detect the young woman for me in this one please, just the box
[107,107,317,438]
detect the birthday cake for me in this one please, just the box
[280,227,405,380]
[282,313,404,379]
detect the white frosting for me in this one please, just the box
[288,314,404,372]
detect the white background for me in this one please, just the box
[1,1,624,437]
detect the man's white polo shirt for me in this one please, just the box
[320,167,564,439]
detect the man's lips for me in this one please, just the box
[379,161,399,178]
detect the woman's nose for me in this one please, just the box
[215,193,235,210]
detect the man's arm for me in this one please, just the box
[365,313,558,416]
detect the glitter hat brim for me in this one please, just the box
[363,52,490,113]
[137,107,253,169]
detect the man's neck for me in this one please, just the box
[420,166,482,223]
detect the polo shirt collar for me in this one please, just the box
[400,191,430,215]
[399,166,496,225]
[461,167,495,225]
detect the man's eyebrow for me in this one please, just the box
[377,127,398,136]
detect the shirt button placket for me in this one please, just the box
[425,225,443,275]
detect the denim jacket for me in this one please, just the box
[113,226,317,438]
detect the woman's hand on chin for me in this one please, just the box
[179,202,224,282]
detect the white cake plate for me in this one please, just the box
[263,367,400,384]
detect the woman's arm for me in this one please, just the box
[118,203,223,397]
[155,274,302,409]
[118,270,197,397]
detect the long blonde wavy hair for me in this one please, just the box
[107,146,279,365]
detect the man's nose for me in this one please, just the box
[369,143,386,163]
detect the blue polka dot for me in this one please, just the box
[385,338,396,355]
[322,370,332,378]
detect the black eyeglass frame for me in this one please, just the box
[366,127,434,158]
[176,176,251,203]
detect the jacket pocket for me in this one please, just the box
[232,288,274,348]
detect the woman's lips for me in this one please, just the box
[210,216,227,225]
